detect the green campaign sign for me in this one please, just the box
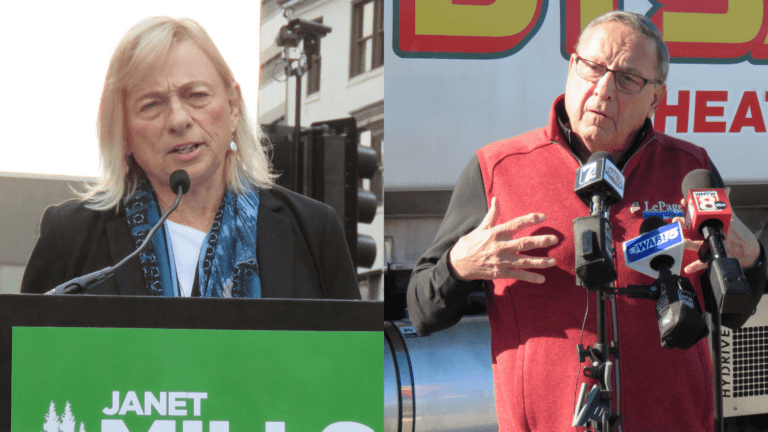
[11,327,383,432]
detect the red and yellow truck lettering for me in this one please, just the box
[655,90,768,134]
[729,91,766,132]
[655,90,691,133]
[395,0,546,57]
[396,0,768,61]
[562,1,620,57]
[649,0,768,61]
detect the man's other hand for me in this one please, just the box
[448,197,559,283]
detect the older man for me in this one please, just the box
[407,11,765,432]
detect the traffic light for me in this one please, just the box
[263,119,380,269]
[310,118,379,269]
[263,124,301,193]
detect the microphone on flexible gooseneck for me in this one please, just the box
[45,170,191,295]
[169,170,191,195]
[681,169,750,315]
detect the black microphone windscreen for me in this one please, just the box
[639,216,667,234]
[587,151,615,164]
[169,170,191,195]
[681,169,716,197]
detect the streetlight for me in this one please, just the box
[275,17,332,195]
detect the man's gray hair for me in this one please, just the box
[577,11,670,84]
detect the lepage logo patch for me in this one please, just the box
[641,200,684,219]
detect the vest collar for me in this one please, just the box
[548,94,655,169]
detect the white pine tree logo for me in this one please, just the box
[41,401,86,432]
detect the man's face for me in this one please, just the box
[564,21,666,158]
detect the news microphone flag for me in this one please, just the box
[623,221,685,278]
[574,151,624,207]
[682,170,732,241]
[686,189,731,241]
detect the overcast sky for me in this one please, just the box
[1,1,261,178]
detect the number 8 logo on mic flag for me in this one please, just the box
[685,188,732,241]
[693,190,725,212]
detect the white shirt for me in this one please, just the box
[165,220,206,297]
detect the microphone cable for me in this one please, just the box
[46,170,190,295]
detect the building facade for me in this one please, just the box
[260,0,385,300]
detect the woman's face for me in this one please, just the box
[125,40,239,195]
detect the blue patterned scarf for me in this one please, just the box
[123,179,262,298]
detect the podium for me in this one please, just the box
[0,294,383,432]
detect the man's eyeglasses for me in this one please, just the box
[574,55,663,95]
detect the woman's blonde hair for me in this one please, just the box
[82,16,276,211]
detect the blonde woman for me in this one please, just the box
[22,17,359,299]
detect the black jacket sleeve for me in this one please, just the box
[21,204,68,294]
[406,155,488,335]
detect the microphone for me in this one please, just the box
[170,169,191,195]
[624,218,685,278]
[682,170,732,241]
[573,152,625,287]
[574,151,624,208]
[681,169,750,314]
[46,170,191,295]
[624,217,708,349]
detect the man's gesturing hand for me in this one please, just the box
[448,197,559,283]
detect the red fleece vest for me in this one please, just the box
[477,98,714,432]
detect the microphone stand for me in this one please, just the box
[572,193,625,432]
[710,301,724,432]
[45,183,186,295]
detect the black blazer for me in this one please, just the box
[21,185,361,299]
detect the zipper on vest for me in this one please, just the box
[549,140,585,165]
[550,129,658,173]
[618,134,657,175]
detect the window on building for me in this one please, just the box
[350,0,383,78]
[306,17,323,95]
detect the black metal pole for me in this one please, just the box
[597,292,607,347]
[294,70,302,194]
[712,305,724,432]
[591,195,609,356]
[591,193,616,430]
